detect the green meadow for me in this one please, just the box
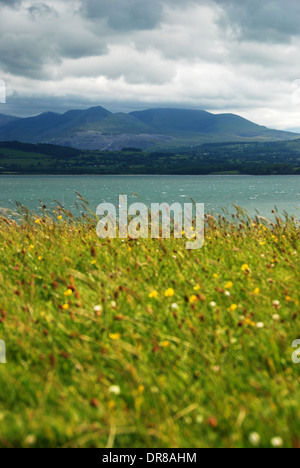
[0,204,299,448]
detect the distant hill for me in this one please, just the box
[0,114,20,127]
[0,106,299,150]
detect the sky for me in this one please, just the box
[0,0,300,131]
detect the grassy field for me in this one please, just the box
[0,204,299,448]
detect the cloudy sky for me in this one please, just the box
[1,0,300,131]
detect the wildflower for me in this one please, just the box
[109,333,121,340]
[161,340,170,347]
[25,435,36,446]
[93,305,102,313]
[271,437,283,448]
[38,256,43,261]
[210,301,217,308]
[171,303,179,310]
[108,400,116,410]
[253,288,260,295]
[249,432,261,446]
[225,291,231,297]
[91,259,97,265]
[62,304,69,310]
[193,285,201,291]
[242,264,250,272]
[182,230,185,236]
[138,385,145,394]
[109,385,121,395]
[64,289,73,297]
[28,245,34,251]
[111,301,117,309]
[272,314,280,321]
[245,318,255,327]
[57,216,62,220]
[272,300,280,309]
[149,290,158,299]
[164,288,175,298]
[225,281,233,289]
[34,219,41,224]
[229,304,237,312]
[256,322,264,329]
[189,295,198,304]
[213,273,219,279]
[196,415,204,424]
[285,296,292,302]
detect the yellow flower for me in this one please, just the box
[64,289,73,297]
[138,385,145,394]
[28,245,34,251]
[164,288,175,298]
[229,304,237,312]
[189,295,198,304]
[62,304,69,310]
[57,215,62,220]
[108,400,116,410]
[242,264,250,272]
[253,288,260,295]
[91,260,97,265]
[245,318,255,327]
[34,219,41,224]
[38,256,43,261]
[109,333,121,340]
[161,340,170,347]
[182,231,185,236]
[285,296,292,302]
[193,285,201,291]
[213,273,219,279]
[149,290,158,299]
[225,281,233,289]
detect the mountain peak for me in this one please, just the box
[0,106,298,150]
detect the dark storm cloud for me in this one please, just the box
[0,0,22,6]
[82,0,163,31]
[0,0,299,129]
[216,0,300,43]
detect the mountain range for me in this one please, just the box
[0,106,298,151]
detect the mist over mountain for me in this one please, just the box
[0,106,298,151]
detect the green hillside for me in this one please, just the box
[0,140,300,175]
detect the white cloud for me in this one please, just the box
[0,0,300,130]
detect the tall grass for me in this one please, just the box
[0,203,299,448]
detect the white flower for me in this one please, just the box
[271,437,283,448]
[109,385,121,395]
[171,303,179,310]
[93,305,102,313]
[272,300,280,308]
[210,301,217,308]
[249,432,261,446]
[272,314,280,321]
[196,415,204,424]
[225,291,231,297]
[172,255,177,260]
[111,301,117,308]
[256,322,264,329]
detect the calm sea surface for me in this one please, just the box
[0,175,299,218]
